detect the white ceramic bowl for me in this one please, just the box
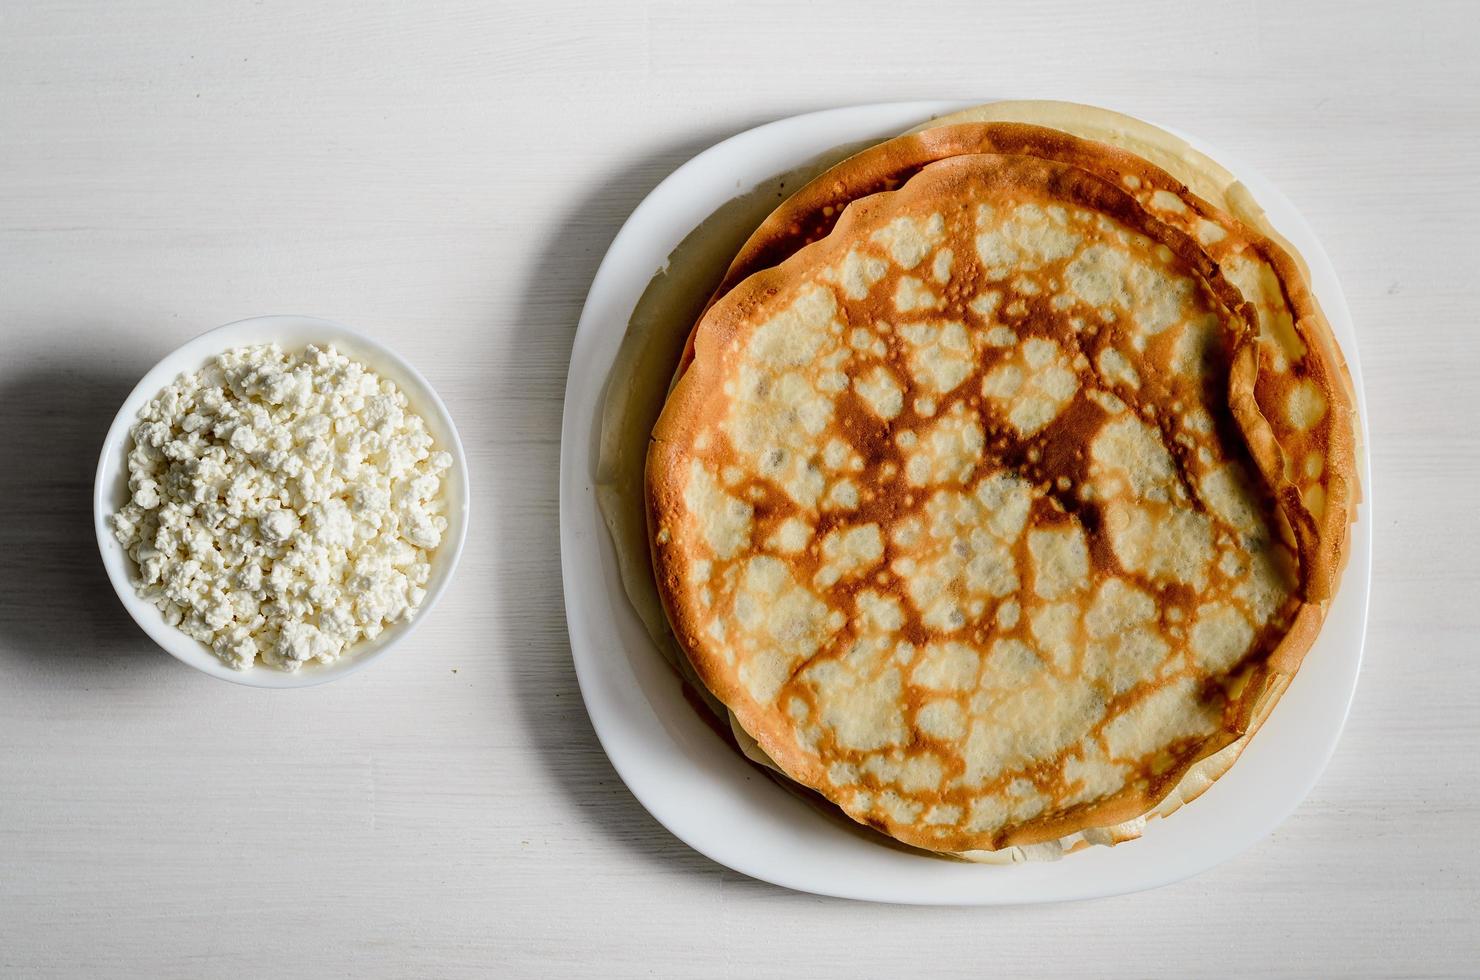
[94,314,470,688]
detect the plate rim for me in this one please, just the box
[558,100,1373,904]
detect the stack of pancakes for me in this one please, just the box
[627,102,1358,859]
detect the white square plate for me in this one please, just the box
[558,101,1371,904]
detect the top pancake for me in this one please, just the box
[648,144,1333,851]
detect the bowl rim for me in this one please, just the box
[93,313,471,689]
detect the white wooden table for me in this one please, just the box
[2,1,1476,975]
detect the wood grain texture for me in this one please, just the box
[1,0,1476,976]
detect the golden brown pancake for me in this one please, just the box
[648,147,1335,852]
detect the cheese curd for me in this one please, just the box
[109,343,452,671]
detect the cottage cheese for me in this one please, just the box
[109,343,452,671]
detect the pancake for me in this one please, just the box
[647,149,1328,852]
